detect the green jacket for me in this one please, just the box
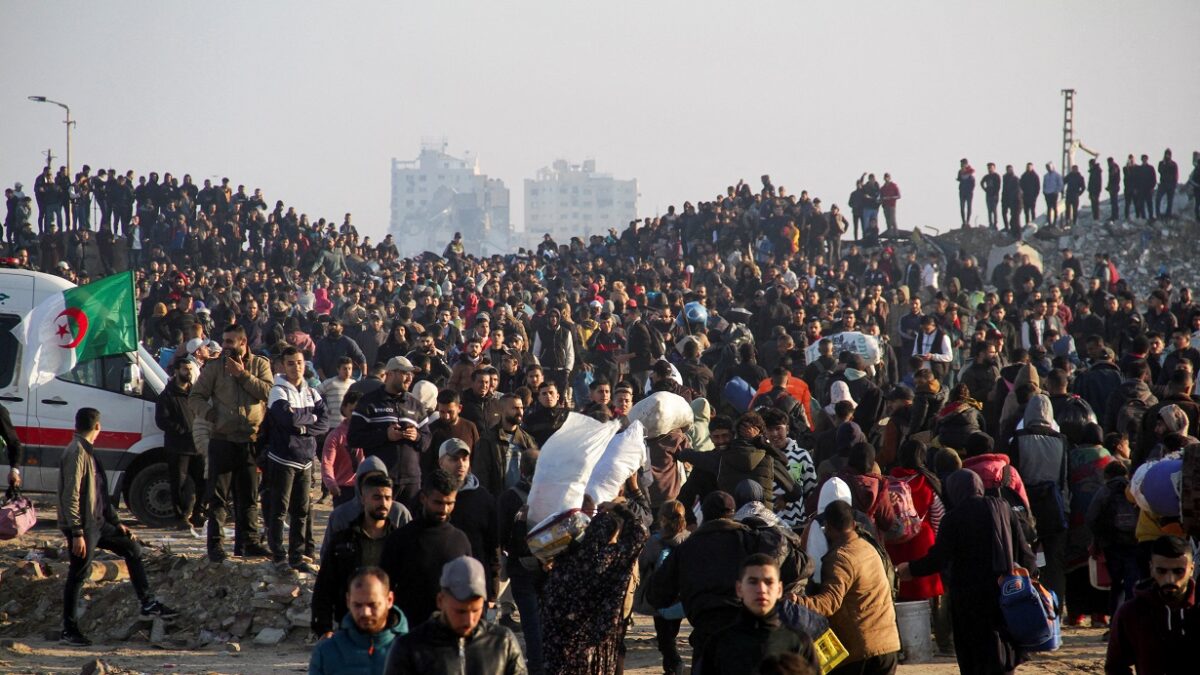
[188,351,273,443]
[57,435,119,536]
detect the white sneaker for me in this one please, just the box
[189,527,204,539]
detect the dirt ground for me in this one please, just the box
[0,494,1107,674]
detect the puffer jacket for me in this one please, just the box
[382,614,526,675]
[155,379,196,455]
[934,398,984,451]
[308,605,408,675]
[188,350,273,442]
[962,453,1031,507]
[717,436,782,497]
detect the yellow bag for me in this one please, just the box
[814,628,849,674]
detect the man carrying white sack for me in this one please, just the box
[624,392,695,512]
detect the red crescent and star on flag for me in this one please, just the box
[53,307,89,349]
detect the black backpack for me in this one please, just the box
[985,465,1039,547]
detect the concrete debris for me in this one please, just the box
[253,627,287,646]
[933,215,1200,298]
[0,550,315,647]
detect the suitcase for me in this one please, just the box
[0,489,37,540]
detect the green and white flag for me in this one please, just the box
[15,271,138,386]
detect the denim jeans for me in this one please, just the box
[63,522,151,630]
[509,564,545,675]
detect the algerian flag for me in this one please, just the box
[15,271,138,386]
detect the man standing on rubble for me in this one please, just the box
[189,323,274,563]
[59,408,177,646]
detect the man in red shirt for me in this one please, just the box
[881,173,902,233]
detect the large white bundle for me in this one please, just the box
[526,413,621,525]
[804,331,881,366]
[627,391,692,438]
[586,421,649,505]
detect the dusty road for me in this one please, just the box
[1,493,1106,674]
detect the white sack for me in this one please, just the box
[526,413,621,525]
[627,391,692,438]
[586,421,649,505]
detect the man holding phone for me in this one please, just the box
[189,323,274,563]
[349,356,430,508]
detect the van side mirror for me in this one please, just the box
[123,362,143,396]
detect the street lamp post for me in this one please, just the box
[27,96,74,179]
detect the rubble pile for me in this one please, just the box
[0,542,314,649]
[932,214,1200,297]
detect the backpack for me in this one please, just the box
[812,368,836,407]
[882,477,923,544]
[986,465,1039,547]
[1115,396,1151,450]
[998,566,1061,651]
[1108,481,1140,536]
[1026,480,1068,537]
[856,518,899,601]
[635,537,686,619]
[722,376,755,414]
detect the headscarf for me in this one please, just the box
[946,469,1015,575]
[806,477,852,583]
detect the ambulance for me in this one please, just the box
[0,268,179,527]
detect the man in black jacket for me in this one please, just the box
[2,401,25,491]
[980,162,1001,229]
[1065,164,1086,226]
[701,553,818,675]
[1001,165,1021,236]
[1019,162,1041,226]
[154,359,204,530]
[1088,158,1104,221]
[348,356,430,507]
[384,556,526,674]
[647,491,804,664]
[380,469,472,627]
[311,473,396,636]
[1107,156,1122,221]
[439,439,500,604]
[472,395,537,498]
[532,308,574,396]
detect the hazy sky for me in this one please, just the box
[3,1,1198,247]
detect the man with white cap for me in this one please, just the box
[383,556,526,674]
[349,356,430,507]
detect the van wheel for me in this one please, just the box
[128,463,179,528]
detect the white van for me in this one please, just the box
[0,268,181,527]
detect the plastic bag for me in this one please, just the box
[626,391,692,438]
[804,331,881,366]
[526,413,620,525]
[587,421,648,504]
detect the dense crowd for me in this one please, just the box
[4,151,1200,675]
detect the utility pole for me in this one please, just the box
[1061,89,1075,172]
[42,148,56,171]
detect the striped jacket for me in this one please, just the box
[266,375,329,469]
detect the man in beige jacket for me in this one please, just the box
[189,323,273,562]
[795,500,901,675]
[59,407,176,646]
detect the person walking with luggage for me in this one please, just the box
[59,408,177,645]
[899,469,1038,675]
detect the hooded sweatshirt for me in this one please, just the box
[806,478,852,583]
[1105,579,1199,675]
[321,456,413,557]
[308,605,408,675]
[1015,395,1068,488]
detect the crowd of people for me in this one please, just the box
[3,152,1200,675]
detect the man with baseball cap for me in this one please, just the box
[384,556,525,674]
[438,439,500,605]
[348,356,430,508]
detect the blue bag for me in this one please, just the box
[998,566,1061,651]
